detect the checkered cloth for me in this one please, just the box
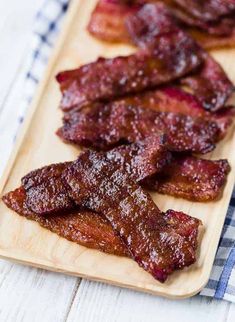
[17,0,235,302]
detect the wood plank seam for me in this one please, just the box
[64,278,82,322]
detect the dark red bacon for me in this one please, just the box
[189,28,235,49]
[182,52,234,111]
[21,162,74,215]
[2,186,200,266]
[121,87,234,138]
[87,0,235,48]
[63,150,201,282]
[15,135,229,222]
[125,3,234,111]
[2,187,129,257]
[57,101,219,154]
[21,135,170,215]
[173,8,235,36]
[126,2,179,48]
[173,0,235,22]
[56,30,201,111]
[144,156,231,202]
[87,0,139,43]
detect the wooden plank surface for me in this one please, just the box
[0,0,235,321]
[66,280,230,322]
[0,0,235,299]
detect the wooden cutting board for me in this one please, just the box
[0,0,235,299]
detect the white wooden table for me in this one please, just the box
[0,1,235,321]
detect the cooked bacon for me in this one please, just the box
[15,134,229,222]
[126,2,179,48]
[171,7,235,36]
[105,134,171,181]
[143,155,230,202]
[87,0,235,48]
[87,0,138,43]
[21,135,170,215]
[2,186,200,268]
[2,187,129,257]
[125,3,234,111]
[173,0,235,22]
[182,51,234,111]
[56,30,201,111]
[189,28,235,49]
[21,162,74,215]
[122,86,234,139]
[63,150,201,282]
[57,101,219,154]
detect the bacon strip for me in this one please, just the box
[143,155,230,202]
[21,135,170,215]
[21,162,74,216]
[56,29,201,111]
[189,28,235,49]
[57,101,219,154]
[2,187,129,257]
[87,0,138,43]
[125,3,234,111]
[181,52,234,111]
[173,0,235,22]
[121,86,234,139]
[87,0,235,48]
[126,2,179,48]
[63,150,201,282]
[2,187,200,267]
[16,136,229,221]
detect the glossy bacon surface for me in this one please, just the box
[21,135,170,215]
[144,156,231,202]
[122,86,234,138]
[63,150,201,282]
[182,51,234,111]
[87,1,235,48]
[21,162,74,215]
[166,1,235,36]
[2,186,200,267]
[125,3,234,111]
[57,101,219,154]
[126,2,179,48]
[14,135,229,222]
[173,0,235,22]
[189,28,235,49]
[2,187,129,257]
[87,0,138,43]
[56,30,201,111]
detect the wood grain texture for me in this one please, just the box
[0,0,235,299]
[0,260,79,322]
[66,280,230,322]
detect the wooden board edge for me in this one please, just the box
[0,249,207,299]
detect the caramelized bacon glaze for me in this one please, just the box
[125,3,234,111]
[57,102,220,154]
[2,187,129,257]
[181,52,234,111]
[63,150,201,282]
[173,0,235,22]
[143,156,231,202]
[21,136,170,215]
[56,29,201,111]
[87,0,235,48]
[2,186,200,271]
